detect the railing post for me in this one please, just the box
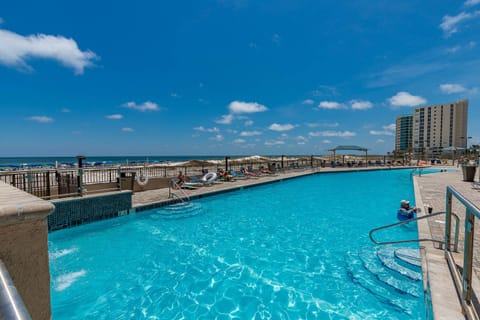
[444,189,453,252]
[117,167,122,190]
[462,210,475,303]
[26,170,33,194]
[77,168,84,196]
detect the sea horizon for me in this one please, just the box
[0,154,316,168]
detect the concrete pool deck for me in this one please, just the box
[131,165,480,319]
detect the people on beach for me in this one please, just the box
[397,200,419,221]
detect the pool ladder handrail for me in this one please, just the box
[369,211,460,251]
[168,180,190,203]
[0,260,32,320]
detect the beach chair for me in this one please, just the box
[229,169,248,179]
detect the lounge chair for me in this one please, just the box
[229,170,248,179]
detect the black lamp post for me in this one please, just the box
[76,155,86,195]
[225,156,230,171]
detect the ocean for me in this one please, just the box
[0,155,291,168]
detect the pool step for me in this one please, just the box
[345,252,412,314]
[345,246,423,314]
[394,248,422,268]
[358,248,421,297]
[377,247,422,281]
[155,202,204,219]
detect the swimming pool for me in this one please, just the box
[49,169,426,319]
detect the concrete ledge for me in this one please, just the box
[0,181,54,223]
[0,181,54,320]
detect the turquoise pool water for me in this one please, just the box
[49,169,425,319]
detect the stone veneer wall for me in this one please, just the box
[49,190,132,231]
[0,181,55,320]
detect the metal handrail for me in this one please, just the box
[369,211,460,251]
[0,260,31,320]
[168,180,190,203]
[445,186,480,320]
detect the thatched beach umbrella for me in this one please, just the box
[182,160,214,167]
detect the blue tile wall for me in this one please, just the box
[48,191,132,231]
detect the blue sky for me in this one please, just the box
[0,0,479,157]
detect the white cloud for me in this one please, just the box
[194,126,219,133]
[440,83,467,94]
[306,122,340,128]
[376,139,385,143]
[309,130,356,137]
[439,11,480,37]
[322,140,332,144]
[369,130,394,136]
[211,134,224,141]
[61,108,71,113]
[123,101,160,112]
[369,123,396,136]
[383,123,396,131]
[0,29,97,74]
[122,127,134,132]
[268,123,295,131]
[265,140,285,146]
[215,114,234,124]
[350,100,373,110]
[228,101,268,114]
[318,101,346,109]
[302,99,314,105]
[244,120,254,126]
[27,116,53,123]
[240,130,262,137]
[465,0,480,7]
[170,93,180,98]
[233,139,246,144]
[388,92,427,107]
[105,114,123,120]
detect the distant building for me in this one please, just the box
[395,115,413,153]
[412,99,468,157]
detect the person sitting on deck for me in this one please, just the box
[218,169,233,181]
[397,200,419,221]
[172,171,185,189]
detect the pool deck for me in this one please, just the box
[131,165,480,319]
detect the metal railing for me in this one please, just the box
[0,260,31,320]
[445,186,480,320]
[369,211,460,251]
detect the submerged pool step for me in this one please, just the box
[345,251,413,314]
[394,248,422,268]
[358,248,421,298]
[376,247,422,281]
[155,202,204,219]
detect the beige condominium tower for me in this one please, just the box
[412,99,468,157]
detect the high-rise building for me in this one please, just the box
[412,99,468,157]
[395,115,413,153]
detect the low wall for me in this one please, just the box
[49,190,132,231]
[0,181,54,320]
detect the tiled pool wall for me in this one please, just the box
[48,191,133,231]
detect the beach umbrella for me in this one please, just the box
[182,160,215,167]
